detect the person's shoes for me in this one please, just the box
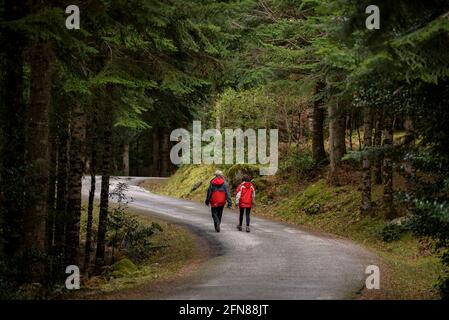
[215,223,220,232]
[246,226,250,233]
[237,225,242,231]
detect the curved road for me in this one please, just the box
[82,176,378,300]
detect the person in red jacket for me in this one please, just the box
[235,174,255,232]
[205,170,232,232]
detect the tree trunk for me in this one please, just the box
[373,111,383,185]
[339,113,347,156]
[328,101,346,184]
[152,128,161,176]
[123,143,130,176]
[299,112,305,141]
[216,115,221,131]
[46,106,57,251]
[95,110,113,271]
[356,125,362,151]
[311,92,326,164]
[65,102,85,266]
[361,108,373,215]
[382,115,395,219]
[160,130,170,177]
[295,111,301,147]
[1,0,28,258]
[345,112,352,151]
[23,40,54,280]
[84,111,97,271]
[348,113,353,151]
[403,118,416,215]
[54,105,70,258]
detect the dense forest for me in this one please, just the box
[1,0,449,299]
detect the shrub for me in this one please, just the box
[409,200,449,298]
[107,209,162,263]
[380,223,406,243]
[305,203,321,215]
[279,152,315,177]
[107,182,163,264]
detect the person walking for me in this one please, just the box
[205,170,232,232]
[235,175,255,232]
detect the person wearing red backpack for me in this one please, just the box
[235,174,255,232]
[205,170,232,232]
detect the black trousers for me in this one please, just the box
[239,207,251,226]
[211,206,224,226]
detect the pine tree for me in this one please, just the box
[23,39,54,279]
[361,107,373,214]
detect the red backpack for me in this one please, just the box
[236,182,255,208]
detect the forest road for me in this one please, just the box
[82,176,378,300]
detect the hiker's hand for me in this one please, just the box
[205,201,209,206]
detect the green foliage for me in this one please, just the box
[381,224,407,243]
[333,0,449,297]
[391,16,449,83]
[409,200,449,298]
[214,87,279,129]
[409,200,449,241]
[107,207,163,263]
[279,151,316,177]
[107,182,163,263]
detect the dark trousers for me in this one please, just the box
[211,206,224,226]
[239,207,251,226]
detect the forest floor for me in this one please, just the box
[71,202,207,299]
[142,165,445,300]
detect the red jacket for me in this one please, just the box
[206,177,232,208]
[236,182,255,208]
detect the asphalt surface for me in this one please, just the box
[82,176,378,300]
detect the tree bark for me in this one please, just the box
[65,102,85,266]
[152,128,161,176]
[23,41,54,281]
[123,143,130,176]
[84,110,97,271]
[373,111,384,185]
[54,105,70,258]
[46,105,57,251]
[1,0,28,258]
[361,108,373,214]
[328,101,346,184]
[382,115,395,219]
[216,115,221,131]
[403,118,416,215]
[95,109,113,271]
[356,125,362,151]
[348,113,353,151]
[311,87,326,164]
[160,130,170,177]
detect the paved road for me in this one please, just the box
[82,176,377,300]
